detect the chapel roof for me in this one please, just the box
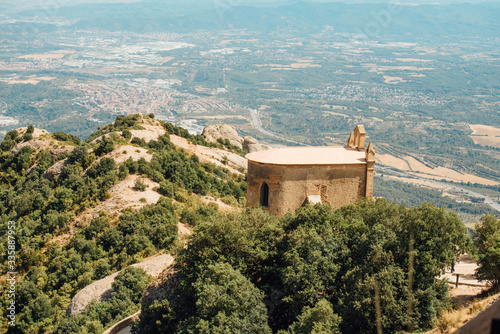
[246,146,366,165]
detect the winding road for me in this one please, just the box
[248,108,304,146]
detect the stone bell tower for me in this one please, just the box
[347,125,375,198]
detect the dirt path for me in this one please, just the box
[116,327,131,334]
[438,254,490,288]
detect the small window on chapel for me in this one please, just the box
[259,182,269,207]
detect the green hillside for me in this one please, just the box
[0,114,246,333]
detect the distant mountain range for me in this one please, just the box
[15,1,500,37]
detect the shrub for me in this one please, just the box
[286,300,341,334]
[122,129,132,140]
[68,146,88,165]
[0,138,14,151]
[6,129,18,140]
[158,180,175,197]
[94,136,115,156]
[134,179,147,191]
[22,132,33,141]
[118,165,129,180]
[115,114,139,130]
[185,263,272,333]
[131,137,147,147]
[86,157,117,178]
[112,267,153,304]
[53,131,81,145]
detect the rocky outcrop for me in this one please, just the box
[43,158,70,181]
[243,136,263,153]
[67,253,174,316]
[170,135,247,175]
[202,124,265,153]
[202,124,243,149]
[13,139,73,155]
[11,127,74,155]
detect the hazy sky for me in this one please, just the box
[1,0,497,11]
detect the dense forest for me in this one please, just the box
[374,177,497,216]
[133,200,470,334]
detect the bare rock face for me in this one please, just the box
[243,136,263,153]
[43,158,70,181]
[202,124,243,149]
[12,140,48,153]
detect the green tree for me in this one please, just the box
[0,137,15,151]
[94,259,111,279]
[132,200,470,334]
[48,187,74,212]
[472,214,500,286]
[22,132,32,141]
[118,164,129,180]
[69,145,88,165]
[112,267,153,304]
[5,129,18,140]
[286,299,341,334]
[86,157,116,178]
[279,210,347,318]
[176,208,282,284]
[94,136,115,156]
[180,262,272,334]
[133,299,176,334]
[122,129,132,140]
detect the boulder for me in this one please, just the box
[202,124,243,149]
[43,158,69,181]
[243,136,263,153]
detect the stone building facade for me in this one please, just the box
[246,125,375,216]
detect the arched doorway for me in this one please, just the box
[259,182,269,207]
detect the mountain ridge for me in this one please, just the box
[15,1,500,36]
